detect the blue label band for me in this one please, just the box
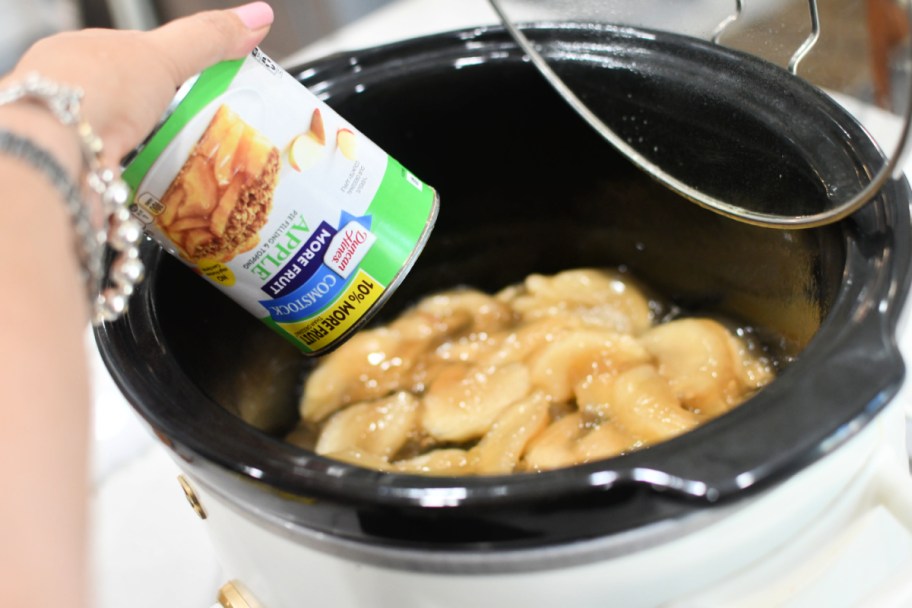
[260,265,350,322]
[260,221,336,297]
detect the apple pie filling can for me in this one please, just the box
[122,48,439,355]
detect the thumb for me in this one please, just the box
[145,2,274,88]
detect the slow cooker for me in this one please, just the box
[96,25,912,607]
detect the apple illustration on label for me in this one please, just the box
[288,108,326,171]
[337,128,357,160]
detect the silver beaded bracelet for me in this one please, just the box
[0,73,145,325]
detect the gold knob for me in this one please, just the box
[176,474,207,520]
[219,580,263,608]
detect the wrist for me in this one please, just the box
[0,72,145,325]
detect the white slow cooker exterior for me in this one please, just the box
[185,65,912,607]
[185,384,912,608]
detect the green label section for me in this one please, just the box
[359,158,437,284]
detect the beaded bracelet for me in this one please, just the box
[0,73,145,325]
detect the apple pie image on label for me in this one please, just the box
[156,105,280,263]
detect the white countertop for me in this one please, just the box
[89,1,912,606]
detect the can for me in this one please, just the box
[122,48,439,355]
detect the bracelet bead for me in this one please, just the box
[0,73,144,325]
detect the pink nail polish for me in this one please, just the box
[231,2,274,30]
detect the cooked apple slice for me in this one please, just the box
[300,327,432,423]
[639,318,770,417]
[521,412,635,472]
[315,392,419,459]
[395,448,474,476]
[602,364,700,443]
[522,413,585,472]
[337,128,357,160]
[472,391,550,474]
[527,329,651,402]
[322,448,393,471]
[421,362,531,442]
[574,423,636,463]
[507,269,653,334]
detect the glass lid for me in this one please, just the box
[488,0,912,228]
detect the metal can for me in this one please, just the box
[122,48,439,355]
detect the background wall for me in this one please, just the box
[0,0,81,72]
[149,0,395,60]
[0,0,396,69]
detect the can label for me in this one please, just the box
[122,49,438,355]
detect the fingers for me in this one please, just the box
[144,2,274,88]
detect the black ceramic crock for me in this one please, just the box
[96,25,912,555]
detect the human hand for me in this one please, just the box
[4,1,274,165]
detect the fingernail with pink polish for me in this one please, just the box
[231,2,274,30]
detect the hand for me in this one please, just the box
[4,1,274,165]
